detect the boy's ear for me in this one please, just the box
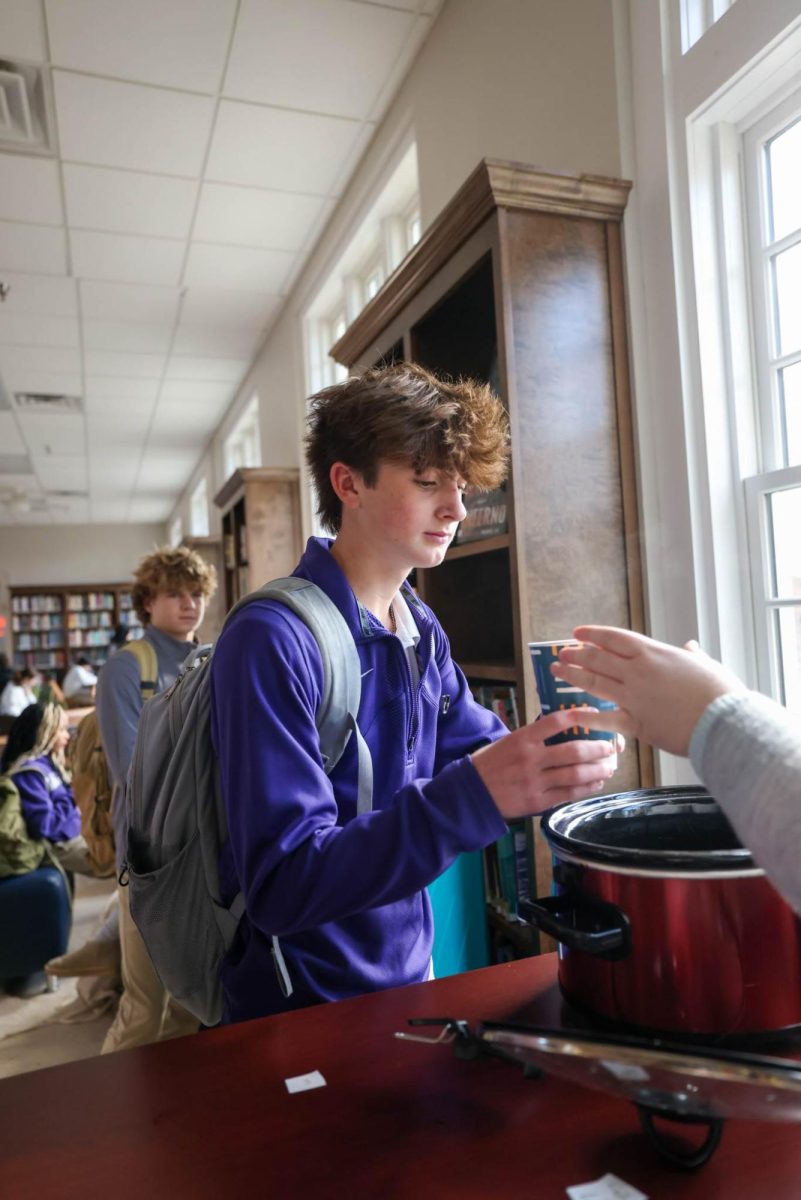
[329,462,364,511]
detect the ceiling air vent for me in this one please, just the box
[13,391,83,414]
[0,60,55,154]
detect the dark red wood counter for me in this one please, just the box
[1,953,799,1198]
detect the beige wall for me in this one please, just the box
[0,524,165,587]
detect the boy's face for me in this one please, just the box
[345,460,468,571]
[145,586,205,641]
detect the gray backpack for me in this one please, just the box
[123,576,373,1026]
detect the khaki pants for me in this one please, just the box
[101,884,199,1054]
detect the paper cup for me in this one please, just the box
[528,639,617,766]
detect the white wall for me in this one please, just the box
[169,0,623,537]
[0,524,166,586]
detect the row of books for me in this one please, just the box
[12,613,64,633]
[469,683,519,731]
[454,484,507,545]
[484,821,533,920]
[11,594,63,614]
[66,592,115,611]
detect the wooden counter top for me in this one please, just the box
[1,954,799,1198]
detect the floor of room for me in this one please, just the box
[0,873,117,1079]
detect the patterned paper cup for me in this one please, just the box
[528,639,617,766]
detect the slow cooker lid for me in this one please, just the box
[542,787,755,871]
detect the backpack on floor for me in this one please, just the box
[123,576,373,1027]
[70,640,157,878]
[0,768,47,878]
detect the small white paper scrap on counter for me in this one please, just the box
[566,1172,648,1200]
[285,1070,326,1094]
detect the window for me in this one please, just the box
[224,395,261,479]
[168,516,183,548]
[743,97,801,712]
[189,477,210,538]
[680,0,738,52]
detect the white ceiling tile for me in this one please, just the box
[193,182,326,250]
[0,370,83,397]
[83,320,173,354]
[84,378,160,406]
[180,288,281,328]
[21,414,85,455]
[137,452,198,490]
[64,164,198,239]
[207,100,362,193]
[0,413,26,453]
[0,314,80,348]
[183,242,295,292]
[150,396,225,433]
[226,0,416,120]
[165,356,248,382]
[0,156,64,226]
[172,323,262,358]
[0,222,68,274]
[53,71,215,177]
[51,499,91,523]
[1,345,81,376]
[80,281,181,324]
[31,455,88,491]
[0,273,78,316]
[0,0,46,60]
[71,230,185,286]
[128,497,173,521]
[90,498,132,521]
[159,379,233,403]
[88,446,147,480]
[46,0,237,93]
[84,350,166,378]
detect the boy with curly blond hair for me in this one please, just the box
[211,363,616,1022]
[95,544,217,1051]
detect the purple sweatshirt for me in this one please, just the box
[211,537,508,1023]
[13,753,81,843]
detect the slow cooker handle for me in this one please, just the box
[518,894,631,961]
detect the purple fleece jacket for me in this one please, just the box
[211,537,508,1023]
[13,754,81,843]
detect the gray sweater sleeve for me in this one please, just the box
[689,691,801,914]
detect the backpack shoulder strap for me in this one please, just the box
[121,638,159,701]
[236,577,373,815]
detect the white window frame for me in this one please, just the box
[168,516,183,548]
[189,476,210,538]
[223,395,261,479]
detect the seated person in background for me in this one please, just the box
[0,668,38,732]
[0,652,12,693]
[1,702,95,875]
[62,656,98,708]
[37,671,66,708]
[555,625,801,916]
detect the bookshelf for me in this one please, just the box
[331,158,653,962]
[213,468,303,610]
[10,584,143,675]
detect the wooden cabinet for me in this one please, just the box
[332,158,652,956]
[10,584,142,674]
[181,536,226,643]
[213,468,303,609]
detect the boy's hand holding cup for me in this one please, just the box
[529,639,620,769]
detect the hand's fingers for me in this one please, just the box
[577,708,633,738]
[570,625,646,660]
[531,706,612,742]
[543,779,614,805]
[540,761,617,789]
[550,657,623,704]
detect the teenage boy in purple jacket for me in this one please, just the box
[210,363,617,1023]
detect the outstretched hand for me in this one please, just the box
[552,626,745,757]
[471,705,618,820]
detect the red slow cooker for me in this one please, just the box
[519,787,801,1038]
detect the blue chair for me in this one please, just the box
[0,865,71,996]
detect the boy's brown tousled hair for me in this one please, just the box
[131,545,217,625]
[305,362,510,533]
